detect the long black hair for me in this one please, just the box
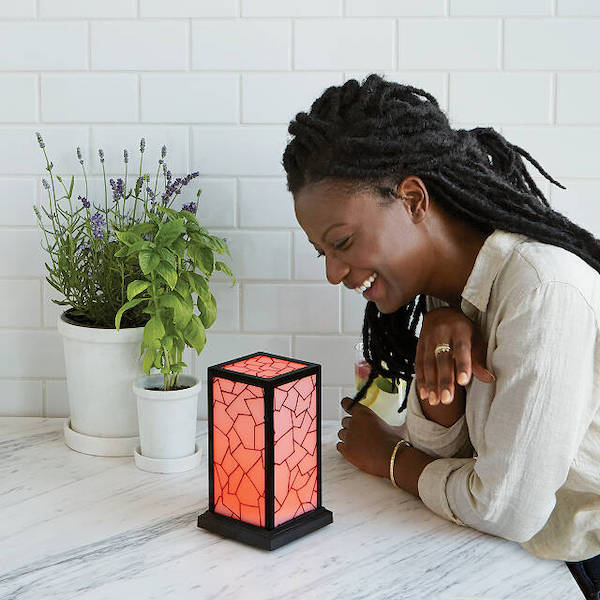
[282,73,600,413]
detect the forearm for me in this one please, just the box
[418,383,466,428]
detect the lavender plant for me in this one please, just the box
[34,132,203,329]
[113,201,235,391]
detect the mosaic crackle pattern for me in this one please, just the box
[211,371,318,529]
[273,374,318,527]
[221,354,307,378]
[212,377,266,527]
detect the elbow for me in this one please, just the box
[480,505,550,544]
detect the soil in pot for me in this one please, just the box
[147,385,191,391]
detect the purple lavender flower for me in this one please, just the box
[47,161,53,171]
[78,195,90,209]
[36,132,45,148]
[143,233,151,241]
[123,149,129,164]
[77,147,83,164]
[90,211,105,240]
[77,241,91,252]
[140,138,145,154]
[182,201,197,214]
[161,145,167,159]
[161,171,200,205]
[98,149,104,163]
[42,178,50,191]
[146,186,155,199]
[109,178,124,202]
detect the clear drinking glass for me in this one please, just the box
[353,342,407,426]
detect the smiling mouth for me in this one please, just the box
[364,275,378,299]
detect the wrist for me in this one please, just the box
[390,442,437,498]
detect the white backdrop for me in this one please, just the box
[1,0,599,420]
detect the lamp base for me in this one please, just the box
[197,506,333,551]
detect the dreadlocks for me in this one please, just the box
[282,73,600,413]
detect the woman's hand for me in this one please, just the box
[415,306,495,406]
[336,397,399,479]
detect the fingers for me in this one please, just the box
[416,331,463,406]
[452,338,472,387]
[416,334,454,405]
[434,347,455,405]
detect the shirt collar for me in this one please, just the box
[460,229,529,315]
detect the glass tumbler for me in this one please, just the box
[353,342,407,426]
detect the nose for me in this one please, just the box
[325,252,350,286]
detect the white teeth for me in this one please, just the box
[355,272,377,293]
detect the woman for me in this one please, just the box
[282,74,600,599]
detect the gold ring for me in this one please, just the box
[434,343,452,358]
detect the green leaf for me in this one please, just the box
[156,205,180,220]
[174,277,191,300]
[172,237,187,259]
[188,244,214,276]
[115,297,146,329]
[144,316,165,349]
[159,293,192,330]
[197,292,217,329]
[139,250,160,275]
[209,235,230,256]
[158,247,176,268]
[184,315,206,354]
[156,261,177,290]
[375,376,397,394]
[115,230,140,246]
[215,261,236,285]
[129,222,157,237]
[155,218,184,247]
[143,349,156,375]
[68,176,74,199]
[184,271,210,299]
[127,280,150,301]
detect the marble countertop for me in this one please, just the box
[0,418,582,600]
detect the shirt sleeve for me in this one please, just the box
[417,281,600,541]
[403,374,474,459]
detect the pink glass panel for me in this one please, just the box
[212,377,266,527]
[273,374,318,527]
[221,354,307,379]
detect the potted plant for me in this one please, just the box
[34,132,202,456]
[114,196,235,473]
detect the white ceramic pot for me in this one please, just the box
[133,373,202,473]
[57,310,145,456]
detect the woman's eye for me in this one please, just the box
[315,237,350,258]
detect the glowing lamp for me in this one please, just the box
[197,352,333,550]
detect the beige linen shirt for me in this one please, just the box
[404,228,600,562]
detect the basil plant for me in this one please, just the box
[114,204,235,391]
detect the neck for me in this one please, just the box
[425,223,491,310]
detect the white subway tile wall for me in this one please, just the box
[1,3,598,422]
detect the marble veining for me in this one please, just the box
[0,418,582,600]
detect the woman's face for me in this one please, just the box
[294,177,432,314]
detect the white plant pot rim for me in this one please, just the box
[134,373,201,400]
[58,310,145,343]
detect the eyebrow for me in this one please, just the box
[308,223,346,246]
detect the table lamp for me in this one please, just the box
[197,351,333,550]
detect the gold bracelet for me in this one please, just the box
[390,439,412,488]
